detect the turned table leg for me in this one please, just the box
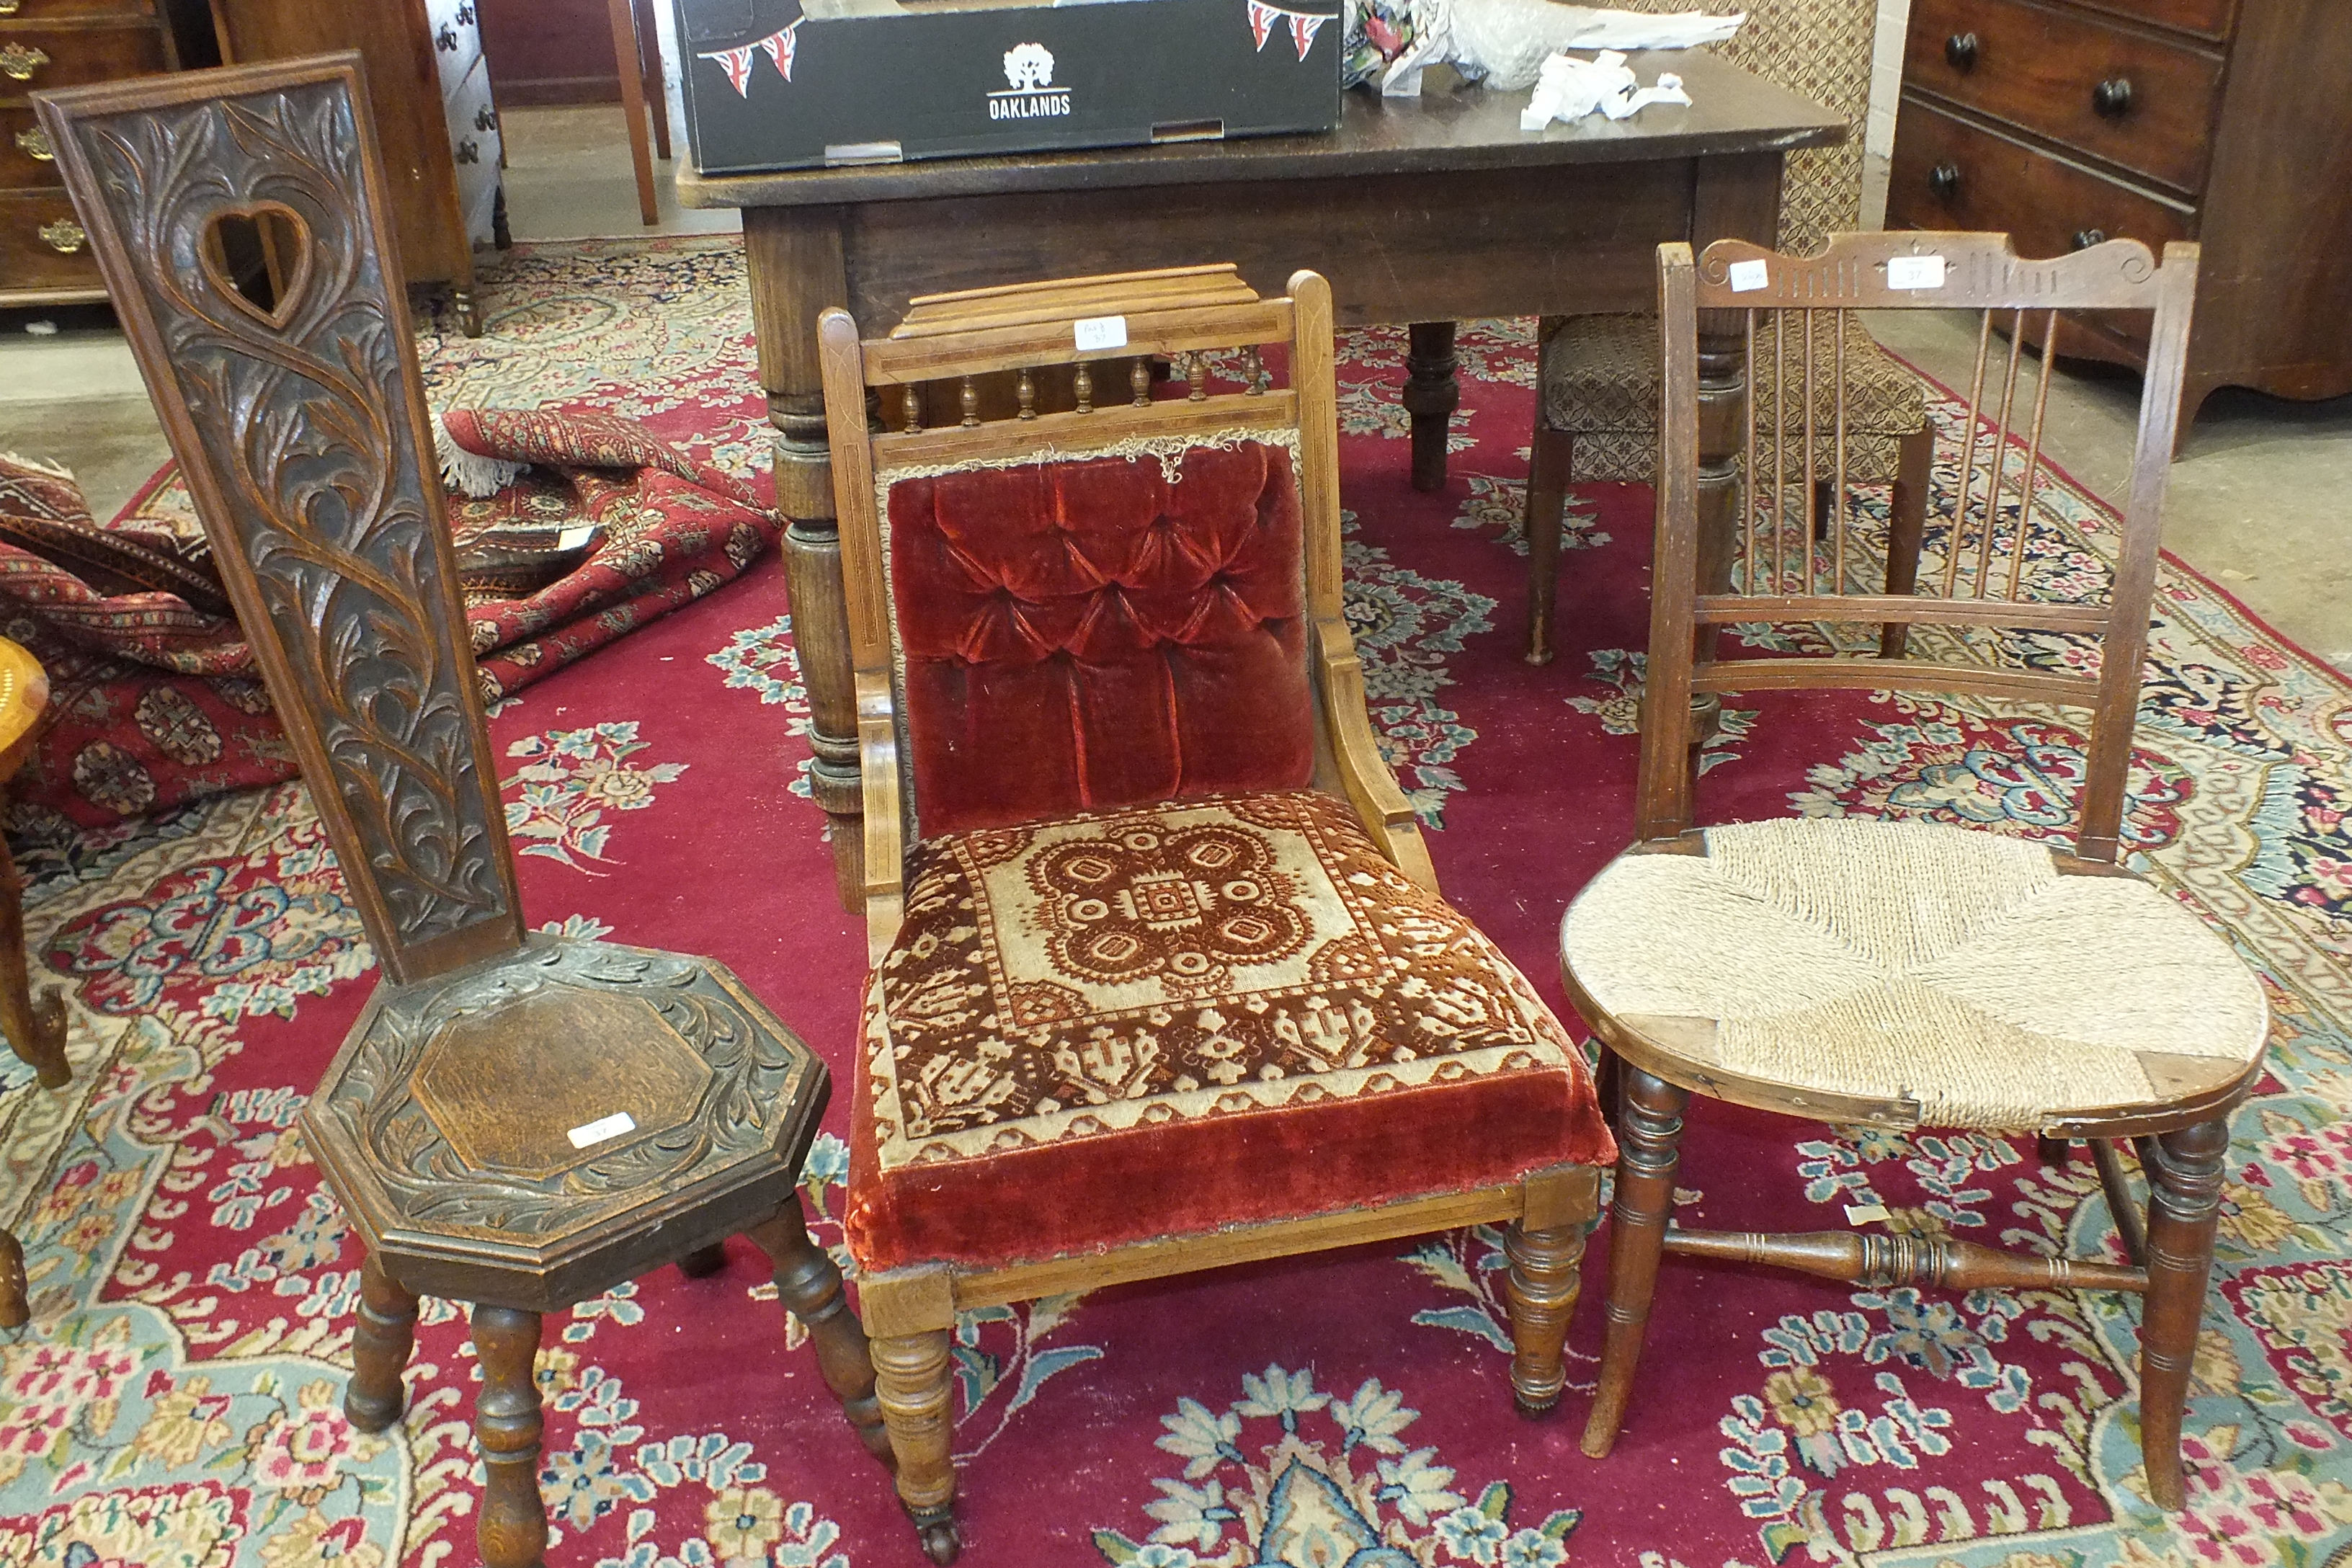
[346,1252,419,1432]
[744,206,865,912]
[1404,321,1460,492]
[0,815,68,1090]
[0,1226,26,1329]
[471,1305,548,1568]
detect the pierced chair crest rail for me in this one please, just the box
[35,55,894,1568]
[819,264,1617,1562]
[1562,232,2267,1514]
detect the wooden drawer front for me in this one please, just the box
[444,53,499,246]
[426,0,483,103]
[2067,0,2237,41]
[1889,97,2193,340]
[0,187,102,290]
[1906,0,2222,192]
[0,23,165,97]
[0,104,58,185]
[0,0,159,18]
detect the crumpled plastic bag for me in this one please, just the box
[1520,47,1696,128]
[1345,0,1741,94]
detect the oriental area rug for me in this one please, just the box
[3,236,2350,1568]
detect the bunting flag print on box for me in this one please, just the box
[672,0,1341,173]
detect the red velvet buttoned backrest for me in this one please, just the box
[886,439,1313,837]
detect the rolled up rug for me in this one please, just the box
[0,409,779,829]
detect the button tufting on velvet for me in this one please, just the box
[888,442,1317,837]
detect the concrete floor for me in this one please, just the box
[3,105,2347,673]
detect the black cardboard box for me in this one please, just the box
[674,0,1341,174]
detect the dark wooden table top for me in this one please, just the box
[677,53,1845,209]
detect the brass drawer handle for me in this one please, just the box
[1,42,50,80]
[474,104,496,132]
[0,1,20,15]
[40,218,85,254]
[1944,32,1979,70]
[2091,76,2133,117]
[15,126,53,162]
[455,136,480,164]
[1928,161,1961,200]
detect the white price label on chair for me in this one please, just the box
[567,1111,637,1149]
[1073,314,1128,352]
[1887,254,1947,290]
[1727,259,1770,293]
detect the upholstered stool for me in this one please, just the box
[1525,311,1933,663]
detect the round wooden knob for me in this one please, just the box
[2092,76,2134,117]
[1928,162,1962,200]
[1944,32,1979,70]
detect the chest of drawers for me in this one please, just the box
[1888,0,2352,442]
[210,0,505,334]
[0,0,182,310]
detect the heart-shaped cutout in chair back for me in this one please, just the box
[197,201,315,333]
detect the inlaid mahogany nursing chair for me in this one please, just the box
[821,264,1616,1562]
[37,56,893,1568]
[1521,0,1932,665]
[0,636,70,1329]
[1564,233,2263,1512]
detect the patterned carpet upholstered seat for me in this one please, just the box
[1540,311,1929,483]
[1562,817,2268,1130]
[848,788,1610,1273]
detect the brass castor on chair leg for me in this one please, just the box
[911,1508,961,1566]
[677,1242,729,1278]
[1513,1391,1560,1420]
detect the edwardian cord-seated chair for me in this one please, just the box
[1521,0,1931,667]
[38,57,893,1567]
[820,264,1616,1561]
[1562,233,2263,1512]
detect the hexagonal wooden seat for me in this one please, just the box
[39,59,895,1568]
[307,937,827,1312]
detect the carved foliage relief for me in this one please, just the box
[58,81,512,958]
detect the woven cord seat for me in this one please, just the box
[1563,818,2266,1130]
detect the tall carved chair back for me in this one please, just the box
[35,55,894,1568]
[1562,233,2268,1512]
[817,265,1615,1561]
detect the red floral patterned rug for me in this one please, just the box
[3,237,2349,1568]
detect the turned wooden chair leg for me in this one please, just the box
[1524,421,1574,666]
[873,1329,961,1565]
[472,1305,549,1568]
[747,1199,896,1468]
[1582,1066,1690,1458]
[1879,427,1933,659]
[0,1226,25,1329]
[347,1252,419,1432]
[1505,1218,1587,1416]
[2140,1117,2227,1512]
[0,825,68,1090]
[2036,1134,2074,1164]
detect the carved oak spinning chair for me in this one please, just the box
[1563,233,2266,1511]
[820,264,1617,1560]
[1521,0,1933,667]
[36,56,894,1568]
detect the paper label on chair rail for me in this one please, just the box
[1073,314,1128,352]
[1727,259,1770,293]
[556,525,596,551]
[567,1111,637,1149]
[1887,254,1947,290]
